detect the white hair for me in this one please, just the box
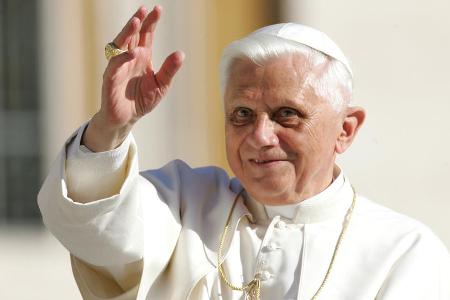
[219,34,353,111]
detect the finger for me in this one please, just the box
[130,5,148,22]
[113,6,148,49]
[139,5,162,48]
[154,51,185,89]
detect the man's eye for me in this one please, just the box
[229,107,253,125]
[273,107,301,127]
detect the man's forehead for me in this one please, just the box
[229,53,310,71]
[224,61,324,112]
[228,54,313,84]
[226,54,317,97]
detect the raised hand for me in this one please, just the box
[83,6,184,152]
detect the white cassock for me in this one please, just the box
[38,123,450,300]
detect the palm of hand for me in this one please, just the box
[103,47,163,127]
[100,6,183,128]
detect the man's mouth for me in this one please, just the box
[253,159,279,163]
[250,158,288,165]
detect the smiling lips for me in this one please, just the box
[250,158,289,165]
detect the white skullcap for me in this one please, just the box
[249,23,352,77]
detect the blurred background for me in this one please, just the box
[0,0,449,299]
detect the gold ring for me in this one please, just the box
[105,42,127,60]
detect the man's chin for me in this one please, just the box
[244,180,290,202]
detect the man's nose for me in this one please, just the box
[247,114,279,148]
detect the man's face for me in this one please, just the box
[225,54,344,205]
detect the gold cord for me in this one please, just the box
[217,186,357,300]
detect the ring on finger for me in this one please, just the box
[105,42,127,60]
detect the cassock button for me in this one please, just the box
[275,220,286,229]
[265,242,279,251]
[257,270,272,281]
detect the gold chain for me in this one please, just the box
[217,186,357,300]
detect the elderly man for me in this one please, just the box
[38,5,449,300]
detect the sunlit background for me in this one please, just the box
[1,0,449,299]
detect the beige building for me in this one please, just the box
[1,0,448,299]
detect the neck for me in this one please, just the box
[293,171,335,203]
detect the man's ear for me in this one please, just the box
[335,106,366,154]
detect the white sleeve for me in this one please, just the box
[376,228,450,299]
[38,123,183,299]
[38,122,145,266]
[65,122,132,203]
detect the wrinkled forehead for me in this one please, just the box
[224,53,321,105]
[224,54,326,107]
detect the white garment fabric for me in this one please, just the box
[38,123,450,300]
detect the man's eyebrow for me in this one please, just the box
[273,97,310,109]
